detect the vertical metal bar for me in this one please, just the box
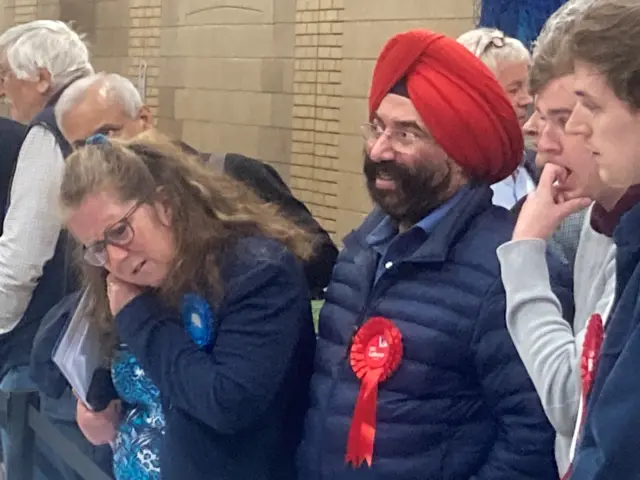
[3,391,35,480]
[27,406,113,480]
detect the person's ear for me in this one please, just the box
[36,68,52,95]
[137,105,153,131]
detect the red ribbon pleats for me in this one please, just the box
[346,317,403,467]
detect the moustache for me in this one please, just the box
[362,153,457,225]
[363,157,412,182]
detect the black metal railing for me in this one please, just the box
[0,389,110,480]
[0,299,326,479]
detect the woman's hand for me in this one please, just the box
[106,274,142,316]
[76,398,122,446]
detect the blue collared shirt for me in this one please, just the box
[366,188,468,283]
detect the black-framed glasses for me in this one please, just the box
[83,201,144,267]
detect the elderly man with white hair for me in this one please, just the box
[56,72,154,147]
[0,19,111,480]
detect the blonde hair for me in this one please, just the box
[457,27,531,75]
[60,131,314,352]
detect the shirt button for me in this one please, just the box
[385,261,393,269]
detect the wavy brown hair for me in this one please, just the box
[60,131,314,353]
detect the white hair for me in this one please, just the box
[457,28,531,74]
[55,72,143,129]
[0,20,94,90]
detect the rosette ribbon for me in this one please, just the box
[561,313,605,480]
[581,313,604,403]
[346,316,403,467]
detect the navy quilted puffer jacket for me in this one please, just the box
[569,200,640,479]
[298,186,559,480]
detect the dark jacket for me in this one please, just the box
[184,143,338,298]
[298,186,559,480]
[114,236,316,479]
[221,153,338,298]
[0,117,26,233]
[569,200,640,479]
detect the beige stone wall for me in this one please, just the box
[0,0,476,241]
[290,0,342,237]
[157,0,297,185]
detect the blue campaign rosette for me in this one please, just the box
[181,294,215,348]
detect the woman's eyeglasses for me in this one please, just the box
[83,201,144,267]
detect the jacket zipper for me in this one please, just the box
[314,264,393,477]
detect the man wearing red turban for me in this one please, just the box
[297,29,563,479]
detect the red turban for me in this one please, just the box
[369,29,524,183]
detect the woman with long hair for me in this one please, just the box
[63,132,316,479]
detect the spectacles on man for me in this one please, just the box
[83,201,144,267]
[360,122,427,154]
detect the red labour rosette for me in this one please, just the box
[345,316,403,468]
[561,313,605,480]
[580,313,604,405]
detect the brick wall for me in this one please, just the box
[0,0,476,242]
[156,0,296,180]
[91,0,129,77]
[291,0,343,235]
[128,0,161,124]
[10,0,38,25]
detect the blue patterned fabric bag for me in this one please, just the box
[111,345,165,480]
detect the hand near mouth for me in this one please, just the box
[512,163,591,241]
